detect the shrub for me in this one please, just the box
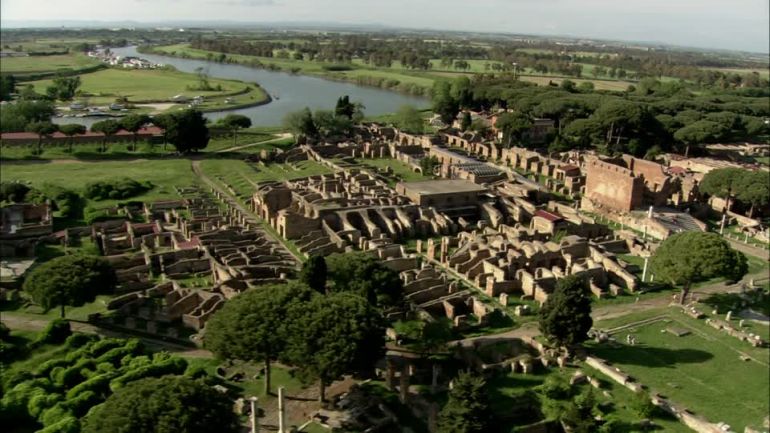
[83,178,152,201]
[40,402,74,427]
[65,333,97,349]
[55,359,95,389]
[109,357,187,391]
[0,181,31,203]
[94,339,142,365]
[36,320,72,345]
[87,339,127,358]
[65,373,116,400]
[65,390,101,417]
[23,257,116,312]
[322,64,355,71]
[36,415,80,433]
[27,392,62,419]
[36,359,71,378]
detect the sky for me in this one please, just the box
[2,0,769,53]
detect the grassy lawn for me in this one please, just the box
[0,53,100,74]
[0,159,199,215]
[205,131,276,152]
[198,158,332,202]
[1,295,111,322]
[1,141,175,161]
[353,157,433,184]
[589,308,770,431]
[27,67,268,106]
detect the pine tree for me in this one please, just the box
[437,372,492,433]
[538,275,593,348]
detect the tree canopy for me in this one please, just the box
[23,255,116,316]
[325,252,403,307]
[437,372,492,433]
[219,113,252,146]
[283,107,318,141]
[82,376,240,433]
[164,109,210,153]
[284,292,385,402]
[300,255,328,294]
[46,76,81,101]
[394,105,425,133]
[538,275,593,348]
[650,231,747,303]
[204,282,311,394]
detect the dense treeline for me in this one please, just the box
[435,74,769,157]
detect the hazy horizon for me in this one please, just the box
[2,0,769,54]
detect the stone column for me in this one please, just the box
[399,364,410,403]
[249,397,259,433]
[431,364,440,394]
[641,257,649,283]
[278,387,286,433]
[385,359,396,391]
[720,213,727,235]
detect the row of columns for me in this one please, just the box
[248,386,287,433]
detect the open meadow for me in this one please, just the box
[589,307,770,431]
[0,53,100,74]
[26,67,268,106]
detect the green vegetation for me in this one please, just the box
[82,376,240,433]
[438,372,491,433]
[26,67,267,107]
[650,232,748,303]
[22,255,116,316]
[0,54,100,75]
[589,309,770,431]
[538,275,593,348]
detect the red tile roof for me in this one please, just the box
[0,126,163,141]
[534,209,563,222]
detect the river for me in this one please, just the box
[54,46,427,128]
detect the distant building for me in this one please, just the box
[0,203,53,257]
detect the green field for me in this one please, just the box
[199,158,332,201]
[26,67,268,107]
[0,53,100,74]
[0,159,199,208]
[590,307,770,431]
[352,157,434,184]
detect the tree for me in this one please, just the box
[0,75,15,101]
[432,81,459,125]
[437,372,492,433]
[46,76,81,101]
[735,171,769,217]
[91,119,121,153]
[460,111,472,131]
[82,376,240,433]
[25,121,58,155]
[560,79,577,92]
[0,100,56,132]
[699,167,746,213]
[651,232,747,304]
[326,252,403,307]
[538,275,593,348]
[420,155,440,176]
[284,292,385,402]
[301,255,327,294]
[314,109,352,138]
[119,114,150,151]
[334,95,355,119]
[673,120,728,157]
[152,112,175,150]
[204,283,310,394]
[495,111,533,147]
[58,123,86,153]
[219,113,252,147]
[394,105,424,133]
[22,255,116,318]
[165,109,210,153]
[283,108,318,142]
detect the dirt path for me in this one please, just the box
[216,133,292,153]
[190,160,303,263]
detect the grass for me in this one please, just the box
[589,308,770,431]
[0,159,199,223]
[1,141,175,161]
[26,67,268,107]
[204,131,276,152]
[0,53,100,74]
[1,295,111,322]
[182,357,306,399]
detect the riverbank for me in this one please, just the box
[139,44,434,97]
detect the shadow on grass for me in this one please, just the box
[591,345,713,367]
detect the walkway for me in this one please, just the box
[216,133,292,153]
[190,160,304,263]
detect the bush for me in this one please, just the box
[322,64,355,71]
[55,359,95,389]
[109,357,187,391]
[87,339,127,358]
[27,392,62,419]
[94,339,142,366]
[0,181,31,203]
[65,333,97,349]
[83,178,152,201]
[40,402,74,427]
[36,359,71,378]
[65,373,116,400]
[36,415,80,433]
[65,390,101,417]
[36,320,72,345]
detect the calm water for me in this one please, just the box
[54,46,427,127]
